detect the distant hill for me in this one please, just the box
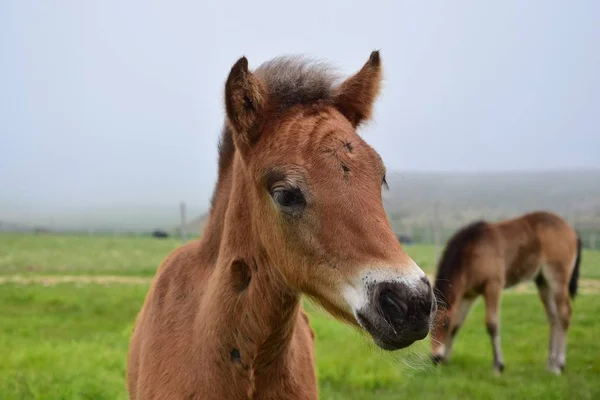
[0,205,205,233]
[184,170,600,243]
[0,220,32,233]
[382,169,600,243]
[2,170,599,242]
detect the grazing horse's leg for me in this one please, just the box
[536,274,572,374]
[536,277,559,373]
[445,297,475,360]
[552,287,571,374]
[483,282,504,374]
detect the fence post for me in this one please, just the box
[590,233,597,250]
[180,201,188,242]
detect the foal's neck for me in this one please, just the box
[201,156,302,382]
[222,257,301,373]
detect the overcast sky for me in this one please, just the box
[1,1,599,227]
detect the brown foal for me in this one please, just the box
[127,51,436,399]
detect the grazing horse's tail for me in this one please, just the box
[569,236,582,299]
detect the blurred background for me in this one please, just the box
[2,1,599,245]
[1,1,599,399]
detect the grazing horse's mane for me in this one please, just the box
[434,220,487,305]
[215,57,341,181]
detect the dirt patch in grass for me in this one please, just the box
[0,275,151,285]
[1,274,599,295]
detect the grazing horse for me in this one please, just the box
[127,51,436,400]
[430,211,581,375]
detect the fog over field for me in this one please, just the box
[2,169,599,233]
[2,1,599,232]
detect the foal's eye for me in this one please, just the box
[382,175,389,190]
[271,187,305,212]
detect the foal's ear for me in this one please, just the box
[334,51,383,127]
[224,56,267,152]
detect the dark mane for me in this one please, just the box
[213,56,341,204]
[255,56,339,110]
[434,220,487,306]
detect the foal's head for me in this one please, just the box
[223,52,435,350]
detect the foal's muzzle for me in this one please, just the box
[357,278,436,350]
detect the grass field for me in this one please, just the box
[0,233,599,399]
[0,234,181,277]
[2,234,600,279]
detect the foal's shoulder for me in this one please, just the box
[157,239,205,273]
[149,240,212,302]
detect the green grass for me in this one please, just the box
[2,234,599,279]
[309,295,600,399]
[0,284,598,399]
[0,284,143,399]
[0,233,599,399]
[0,233,182,276]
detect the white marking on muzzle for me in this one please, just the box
[342,260,426,322]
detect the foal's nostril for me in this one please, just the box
[366,280,436,350]
[379,290,407,321]
[375,281,435,325]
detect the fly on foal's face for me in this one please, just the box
[225,52,436,351]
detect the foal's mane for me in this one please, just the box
[434,220,487,305]
[215,56,341,184]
